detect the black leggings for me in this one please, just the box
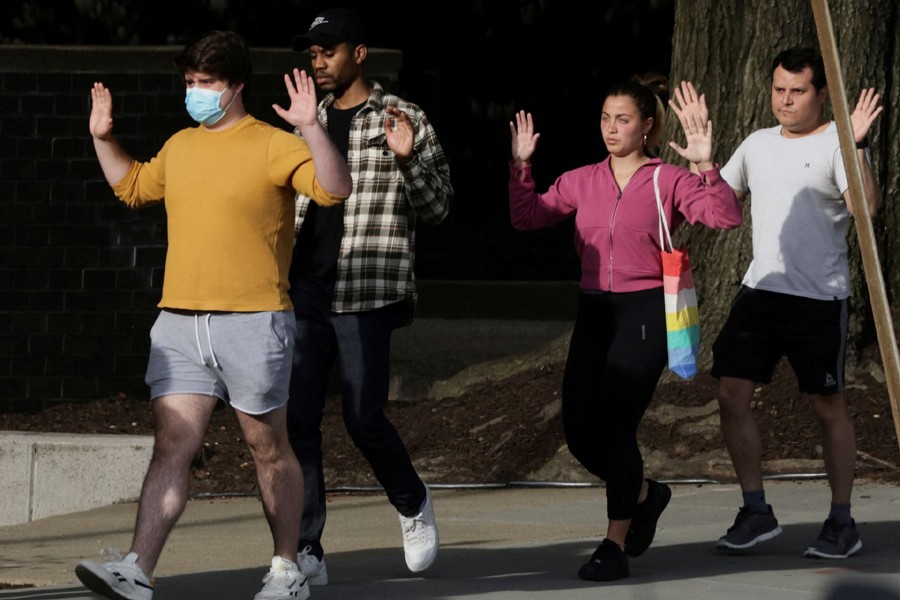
[562,287,668,520]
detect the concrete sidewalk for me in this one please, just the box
[2,480,899,599]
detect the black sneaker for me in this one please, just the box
[625,479,672,557]
[803,518,862,559]
[716,505,782,551]
[577,539,629,582]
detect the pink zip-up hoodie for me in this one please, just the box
[509,156,742,292]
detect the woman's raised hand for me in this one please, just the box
[510,110,540,167]
[668,80,713,168]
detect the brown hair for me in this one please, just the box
[605,73,669,157]
[174,31,252,94]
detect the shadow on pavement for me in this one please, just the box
[6,520,898,600]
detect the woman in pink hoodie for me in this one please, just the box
[508,78,742,582]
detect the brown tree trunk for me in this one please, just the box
[665,0,900,374]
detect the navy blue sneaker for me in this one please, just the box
[803,518,861,559]
[717,505,782,551]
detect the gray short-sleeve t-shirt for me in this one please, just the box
[720,123,850,300]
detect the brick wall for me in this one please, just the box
[0,45,401,410]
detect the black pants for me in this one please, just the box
[286,280,425,557]
[562,287,668,520]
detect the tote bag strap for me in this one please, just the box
[654,165,674,253]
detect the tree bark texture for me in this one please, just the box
[665,0,899,373]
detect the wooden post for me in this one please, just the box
[810,0,900,451]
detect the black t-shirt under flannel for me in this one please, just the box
[290,101,365,284]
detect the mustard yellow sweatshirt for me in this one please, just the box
[112,115,345,312]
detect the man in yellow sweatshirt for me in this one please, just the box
[74,31,352,600]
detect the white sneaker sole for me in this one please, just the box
[716,525,783,550]
[253,579,311,600]
[75,561,152,600]
[803,539,862,559]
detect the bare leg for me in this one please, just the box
[717,376,764,492]
[605,478,650,550]
[236,405,303,561]
[810,392,855,505]
[130,394,218,576]
[607,519,630,550]
[636,479,649,504]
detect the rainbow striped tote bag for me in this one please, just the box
[653,167,700,379]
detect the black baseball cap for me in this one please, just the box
[291,8,366,51]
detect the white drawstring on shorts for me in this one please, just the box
[193,313,221,369]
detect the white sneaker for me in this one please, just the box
[296,545,328,585]
[75,548,154,600]
[254,556,310,600]
[399,485,439,573]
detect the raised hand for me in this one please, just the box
[668,80,708,127]
[273,68,318,129]
[509,110,540,167]
[88,82,135,186]
[384,106,414,162]
[667,80,713,167]
[89,82,114,140]
[850,87,883,144]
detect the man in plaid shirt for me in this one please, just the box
[286,8,453,585]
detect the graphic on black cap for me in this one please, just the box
[291,8,365,52]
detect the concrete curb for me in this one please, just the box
[0,314,575,527]
[0,432,152,526]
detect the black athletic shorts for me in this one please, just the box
[711,286,848,395]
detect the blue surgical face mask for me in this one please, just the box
[185,86,236,126]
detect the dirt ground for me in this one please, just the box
[3,352,899,495]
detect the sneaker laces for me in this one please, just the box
[297,546,319,570]
[261,570,279,586]
[400,513,427,544]
[816,519,841,544]
[99,547,125,562]
[262,557,301,587]
[726,507,753,533]
[96,547,154,587]
[261,568,287,587]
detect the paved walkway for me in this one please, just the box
[2,480,899,599]
[3,312,899,598]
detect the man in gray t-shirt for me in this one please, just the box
[708,46,882,559]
